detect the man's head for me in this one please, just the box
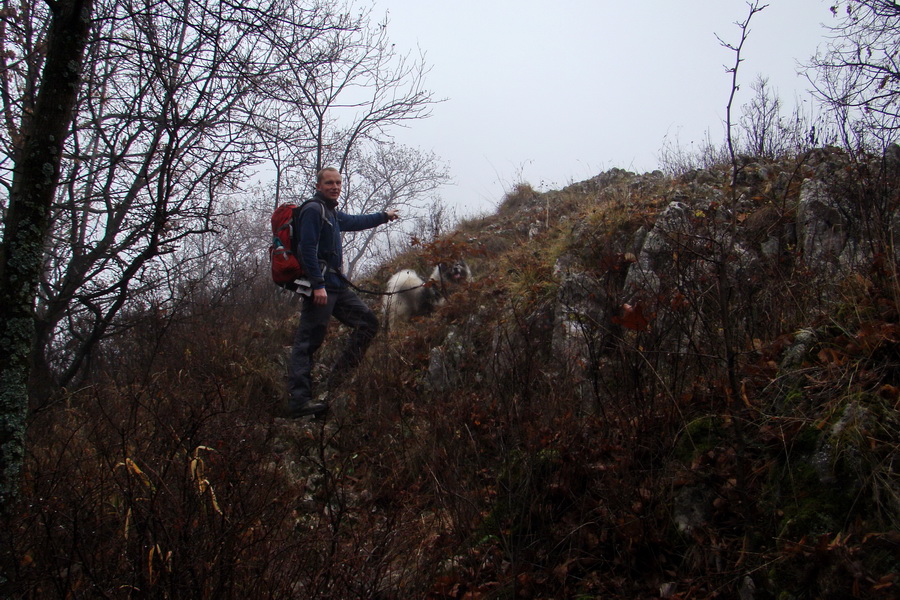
[316,168,342,203]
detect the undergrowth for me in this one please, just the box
[3,153,900,599]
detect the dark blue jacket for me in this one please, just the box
[292,191,389,290]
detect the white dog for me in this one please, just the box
[383,261,472,324]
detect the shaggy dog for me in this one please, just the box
[383,261,472,324]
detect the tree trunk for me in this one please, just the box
[0,0,93,509]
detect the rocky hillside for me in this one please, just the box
[6,148,900,599]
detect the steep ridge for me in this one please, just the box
[368,148,900,598]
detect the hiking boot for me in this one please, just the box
[288,401,329,419]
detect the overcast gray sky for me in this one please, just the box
[368,0,834,217]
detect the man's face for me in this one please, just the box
[316,171,342,201]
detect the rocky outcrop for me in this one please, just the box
[546,153,895,385]
[797,179,862,271]
[428,150,899,418]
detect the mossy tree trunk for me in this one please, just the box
[0,0,93,510]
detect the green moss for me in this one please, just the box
[783,388,805,407]
[776,481,849,539]
[674,415,725,464]
[767,422,860,540]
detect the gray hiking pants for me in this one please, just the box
[287,287,379,410]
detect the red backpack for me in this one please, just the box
[269,199,328,288]
[269,203,304,287]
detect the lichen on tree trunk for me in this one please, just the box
[0,0,94,511]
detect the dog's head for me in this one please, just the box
[434,261,472,285]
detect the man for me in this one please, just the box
[287,167,399,418]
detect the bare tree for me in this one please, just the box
[0,0,93,509]
[717,1,768,394]
[255,7,439,200]
[0,0,367,392]
[740,75,782,157]
[341,143,451,277]
[808,0,900,148]
[718,2,768,182]
[20,0,286,391]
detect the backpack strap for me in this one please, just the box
[293,198,330,251]
[298,197,327,218]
